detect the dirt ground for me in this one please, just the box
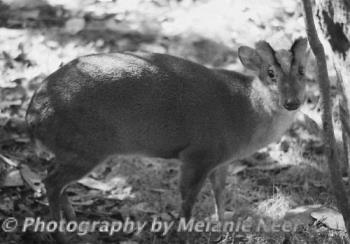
[0,0,349,243]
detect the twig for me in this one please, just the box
[302,0,350,235]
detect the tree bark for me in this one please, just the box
[316,0,350,172]
[302,0,350,235]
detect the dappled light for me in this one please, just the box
[0,0,350,243]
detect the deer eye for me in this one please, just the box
[267,69,275,78]
[299,66,305,76]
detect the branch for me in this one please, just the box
[336,65,350,138]
[302,0,350,235]
[341,104,350,137]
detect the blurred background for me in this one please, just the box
[0,0,347,243]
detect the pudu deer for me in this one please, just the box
[26,38,308,241]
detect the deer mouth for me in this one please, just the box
[283,103,300,111]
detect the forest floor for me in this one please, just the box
[0,0,349,243]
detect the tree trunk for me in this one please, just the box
[316,0,350,171]
[302,0,350,235]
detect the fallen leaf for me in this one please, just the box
[285,205,321,227]
[0,114,10,126]
[230,163,248,175]
[132,202,157,214]
[65,17,85,34]
[78,177,112,191]
[108,186,134,200]
[310,206,346,231]
[1,169,23,187]
[19,9,40,20]
[78,176,127,192]
[252,163,290,171]
[159,212,172,221]
[0,197,14,213]
[120,241,138,244]
[150,188,168,193]
[0,154,19,167]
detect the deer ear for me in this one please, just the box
[291,38,308,63]
[255,41,276,64]
[238,46,262,71]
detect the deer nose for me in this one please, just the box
[283,99,300,110]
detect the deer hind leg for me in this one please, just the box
[44,152,98,243]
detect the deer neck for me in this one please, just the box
[249,78,281,116]
[248,78,297,143]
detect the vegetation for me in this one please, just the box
[0,0,349,243]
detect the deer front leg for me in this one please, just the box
[209,163,228,222]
